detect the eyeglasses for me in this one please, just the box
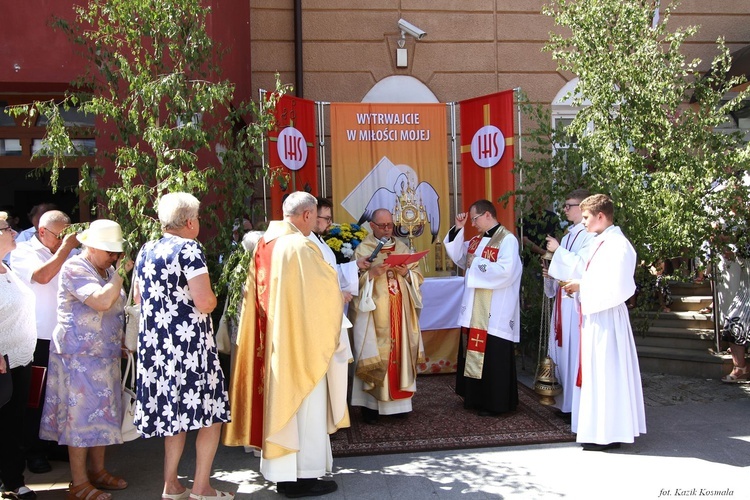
[0,225,14,233]
[317,216,333,224]
[106,251,123,258]
[470,213,485,223]
[43,227,62,240]
[371,222,394,230]
[563,203,580,210]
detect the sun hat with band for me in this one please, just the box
[78,219,125,253]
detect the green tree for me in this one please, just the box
[8,0,284,300]
[518,0,750,266]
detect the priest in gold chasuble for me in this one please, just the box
[350,209,424,423]
[223,192,347,495]
[443,199,522,416]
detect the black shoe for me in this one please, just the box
[284,479,338,498]
[581,442,621,452]
[391,412,410,419]
[554,410,572,423]
[361,407,379,424]
[26,457,51,474]
[477,410,500,417]
[2,486,37,500]
[48,445,70,463]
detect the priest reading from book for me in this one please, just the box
[223,192,348,497]
[350,208,424,425]
[443,199,522,416]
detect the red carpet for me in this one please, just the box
[331,373,575,457]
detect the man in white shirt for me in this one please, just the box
[543,189,595,422]
[10,210,78,473]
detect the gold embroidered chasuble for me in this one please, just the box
[222,221,347,459]
[351,234,424,402]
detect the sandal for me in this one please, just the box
[163,489,192,500]
[721,365,750,383]
[67,481,111,500]
[189,490,235,500]
[89,469,128,491]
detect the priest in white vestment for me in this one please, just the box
[561,194,646,451]
[350,209,424,423]
[543,189,595,418]
[443,200,522,416]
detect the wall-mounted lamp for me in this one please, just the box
[396,18,427,68]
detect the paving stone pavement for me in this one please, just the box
[19,368,750,500]
[641,371,750,406]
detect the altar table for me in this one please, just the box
[417,276,464,374]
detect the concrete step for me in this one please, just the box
[667,295,713,312]
[634,326,715,351]
[632,310,714,329]
[637,345,732,378]
[668,280,711,296]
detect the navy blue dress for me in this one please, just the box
[133,234,229,437]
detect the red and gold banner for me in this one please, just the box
[459,89,515,231]
[267,94,319,220]
[330,103,449,275]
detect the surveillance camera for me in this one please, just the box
[398,18,426,40]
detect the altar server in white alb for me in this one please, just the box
[443,199,522,416]
[542,189,595,421]
[561,194,646,451]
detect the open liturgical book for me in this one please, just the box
[384,249,429,266]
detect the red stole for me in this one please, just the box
[386,269,411,400]
[247,237,275,447]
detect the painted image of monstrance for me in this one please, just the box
[393,179,427,252]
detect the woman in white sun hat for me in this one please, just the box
[39,219,133,500]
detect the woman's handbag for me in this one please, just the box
[215,298,232,355]
[121,351,140,442]
[123,283,140,352]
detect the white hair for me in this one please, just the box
[39,210,70,227]
[158,192,201,230]
[241,230,265,253]
[282,192,317,217]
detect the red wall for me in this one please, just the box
[0,1,88,92]
[0,1,252,101]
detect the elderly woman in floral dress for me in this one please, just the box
[40,219,132,500]
[133,192,231,500]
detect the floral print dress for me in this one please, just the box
[133,234,229,438]
[40,255,125,447]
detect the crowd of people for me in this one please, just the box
[0,189,745,499]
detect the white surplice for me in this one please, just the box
[442,227,522,341]
[573,225,647,445]
[544,222,595,413]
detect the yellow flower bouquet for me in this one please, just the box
[323,223,368,263]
